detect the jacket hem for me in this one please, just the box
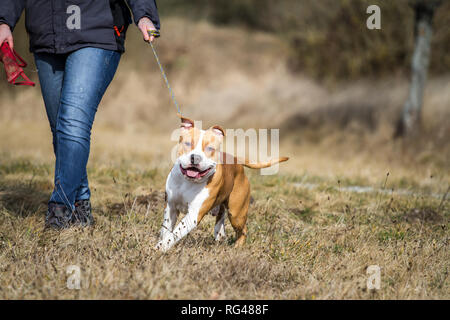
[30,43,122,55]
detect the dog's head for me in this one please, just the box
[176,116,225,183]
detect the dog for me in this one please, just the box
[155,116,288,252]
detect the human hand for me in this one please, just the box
[138,17,157,42]
[0,23,13,49]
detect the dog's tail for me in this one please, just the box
[242,157,289,169]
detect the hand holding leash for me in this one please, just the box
[138,17,158,42]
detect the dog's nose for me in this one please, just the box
[190,154,202,165]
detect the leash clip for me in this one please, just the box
[148,30,161,39]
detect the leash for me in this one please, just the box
[147,30,182,116]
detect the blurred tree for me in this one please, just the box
[397,0,444,137]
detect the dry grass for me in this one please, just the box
[0,18,448,299]
[0,148,448,299]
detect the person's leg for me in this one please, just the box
[34,53,75,229]
[50,48,121,211]
[76,172,90,201]
[33,53,66,156]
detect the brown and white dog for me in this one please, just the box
[155,116,288,252]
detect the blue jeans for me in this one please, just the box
[34,47,121,211]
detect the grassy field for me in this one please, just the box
[0,123,448,299]
[0,18,448,299]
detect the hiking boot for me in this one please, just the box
[45,202,73,230]
[73,199,94,227]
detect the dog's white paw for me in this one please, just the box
[155,235,174,252]
[155,240,168,252]
[215,234,226,242]
[154,240,163,251]
[214,230,227,242]
[214,221,226,242]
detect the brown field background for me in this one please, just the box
[0,1,448,299]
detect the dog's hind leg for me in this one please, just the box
[227,173,250,247]
[214,205,227,242]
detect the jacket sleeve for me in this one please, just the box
[126,0,160,29]
[0,0,25,30]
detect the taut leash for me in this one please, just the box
[147,30,182,116]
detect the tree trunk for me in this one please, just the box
[397,1,441,137]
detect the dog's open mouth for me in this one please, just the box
[180,165,212,179]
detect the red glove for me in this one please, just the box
[0,42,35,86]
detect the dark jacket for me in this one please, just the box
[0,0,160,54]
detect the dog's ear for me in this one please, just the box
[211,125,225,137]
[179,114,194,130]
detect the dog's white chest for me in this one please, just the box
[156,165,213,251]
[166,165,209,211]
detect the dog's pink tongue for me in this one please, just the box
[186,169,198,178]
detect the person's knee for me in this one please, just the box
[56,110,92,145]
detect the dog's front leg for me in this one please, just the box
[156,189,215,252]
[159,203,179,240]
[155,208,199,252]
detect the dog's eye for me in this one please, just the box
[184,141,192,148]
[205,146,215,153]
